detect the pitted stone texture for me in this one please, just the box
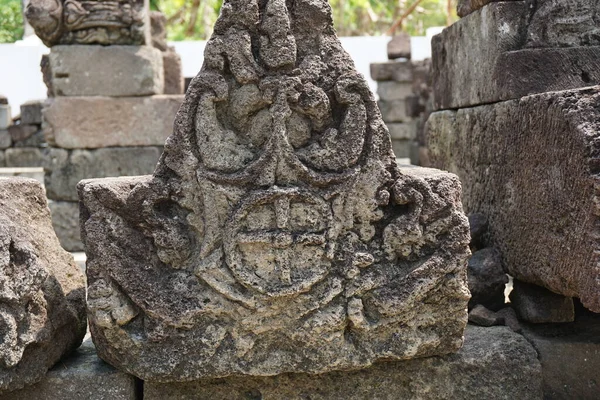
[427,86,600,312]
[0,178,86,395]
[43,46,164,97]
[25,0,149,47]
[45,147,162,201]
[526,0,600,48]
[79,0,471,382]
[49,201,83,252]
[2,339,139,400]
[433,2,600,110]
[43,95,183,149]
[510,280,575,323]
[144,326,542,399]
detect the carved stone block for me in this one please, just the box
[43,46,164,97]
[25,0,149,47]
[79,0,470,382]
[0,178,86,394]
[49,201,83,252]
[427,86,600,312]
[43,95,183,149]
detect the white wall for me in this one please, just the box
[0,34,435,110]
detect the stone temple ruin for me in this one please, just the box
[0,0,599,399]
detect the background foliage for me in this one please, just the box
[0,0,455,43]
[0,0,24,43]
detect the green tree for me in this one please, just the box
[0,0,24,43]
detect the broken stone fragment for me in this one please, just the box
[510,280,575,323]
[79,0,471,382]
[0,178,86,395]
[467,247,507,310]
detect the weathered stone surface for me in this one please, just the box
[145,325,542,399]
[43,95,183,149]
[25,0,149,47]
[0,130,11,149]
[469,213,488,250]
[510,280,575,324]
[427,86,600,312]
[468,247,507,310]
[520,310,600,399]
[49,201,83,252]
[163,50,185,95]
[431,1,528,110]
[5,148,46,168]
[370,61,412,82]
[45,147,162,201]
[19,100,43,125]
[0,105,11,130]
[387,122,417,140]
[2,339,139,400]
[468,304,499,326]
[8,124,37,143]
[432,2,600,110]
[43,45,164,97]
[377,81,413,101]
[150,11,169,52]
[0,178,86,394]
[457,0,509,18]
[0,168,44,185]
[387,32,411,60]
[79,0,471,382]
[526,0,600,48]
[378,99,409,122]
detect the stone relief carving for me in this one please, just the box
[80,0,470,381]
[25,0,148,46]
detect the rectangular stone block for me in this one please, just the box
[378,99,409,122]
[432,2,600,110]
[376,81,413,101]
[144,326,542,400]
[387,122,417,140]
[370,61,412,82]
[431,2,528,110]
[45,147,162,201]
[2,339,139,400]
[20,100,43,125]
[44,46,164,97]
[0,130,11,149]
[391,139,411,159]
[5,148,46,168]
[49,201,83,252]
[25,0,149,47]
[0,105,11,129]
[163,50,185,94]
[427,85,600,312]
[43,95,183,149]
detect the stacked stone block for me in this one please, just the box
[370,58,432,165]
[0,100,47,169]
[427,2,600,396]
[27,4,184,252]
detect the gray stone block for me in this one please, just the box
[5,148,46,168]
[45,147,162,201]
[427,86,600,312]
[387,32,411,60]
[43,95,183,149]
[378,99,409,122]
[144,325,542,400]
[370,61,412,82]
[376,81,413,101]
[391,138,411,158]
[44,45,164,97]
[0,130,11,149]
[19,100,43,125]
[0,105,11,130]
[8,124,37,143]
[387,122,417,140]
[1,339,139,400]
[510,280,575,323]
[432,2,600,110]
[49,201,83,252]
[520,310,600,400]
[163,50,184,94]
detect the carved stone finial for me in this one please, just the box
[25,0,149,47]
[79,0,470,381]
